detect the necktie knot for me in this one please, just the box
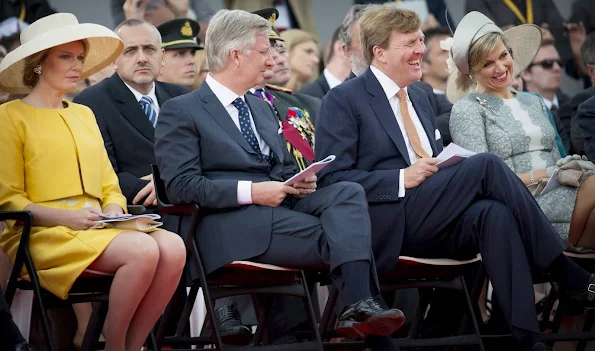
[396,89,407,101]
[231,97,247,111]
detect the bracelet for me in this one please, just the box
[529,170,535,184]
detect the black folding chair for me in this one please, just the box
[319,255,485,350]
[151,164,323,351]
[1,208,157,351]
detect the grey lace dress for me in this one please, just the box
[450,90,576,239]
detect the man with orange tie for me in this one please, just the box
[315,6,590,350]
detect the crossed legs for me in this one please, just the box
[86,229,185,351]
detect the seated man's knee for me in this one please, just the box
[333,181,367,201]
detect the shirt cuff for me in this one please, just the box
[237,180,253,205]
[398,169,406,198]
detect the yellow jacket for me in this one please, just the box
[0,100,126,216]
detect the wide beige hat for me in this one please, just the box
[0,13,123,94]
[445,11,542,103]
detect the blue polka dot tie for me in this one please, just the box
[140,96,157,127]
[231,97,272,164]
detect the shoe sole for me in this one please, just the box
[335,312,406,339]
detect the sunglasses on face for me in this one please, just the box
[529,59,564,70]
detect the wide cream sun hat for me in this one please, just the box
[445,11,542,103]
[0,13,123,94]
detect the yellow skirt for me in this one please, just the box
[0,195,128,299]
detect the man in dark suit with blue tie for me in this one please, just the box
[154,9,406,346]
[316,5,595,351]
[75,18,190,207]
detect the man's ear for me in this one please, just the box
[372,45,385,64]
[340,43,351,61]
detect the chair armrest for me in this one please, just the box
[158,203,199,216]
[126,205,146,215]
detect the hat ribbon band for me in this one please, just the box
[162,39,197,48]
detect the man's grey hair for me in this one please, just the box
[338,4,368,48]
[115,18,162,46]
[206,9,271,72]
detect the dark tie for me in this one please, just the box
[139,96,157,126]
[231,97,271,163]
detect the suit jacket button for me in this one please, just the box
[387,195,392,200]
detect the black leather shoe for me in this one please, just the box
[213,302,252,345]
[13,341,36,351]
[532,341,553,351]
[336,296,406,338]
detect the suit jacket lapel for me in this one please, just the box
[364,70,412,165]
[319,75,330,94]
[155,81,173,106]
[110,74,155,143]
[409,89,439,156]
[246,94,283,159]
[198,83,258,156]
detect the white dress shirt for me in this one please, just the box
[205,74,271,205]
[370,65,433,198]
[542,95,559,111]
[323,68,343,89]
[123,81,160,120]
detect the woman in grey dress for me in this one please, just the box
[448,13,595,249]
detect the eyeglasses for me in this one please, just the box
[529,59,564,70]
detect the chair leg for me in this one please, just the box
[576,309,595,351]
[146,331,158,351]
[250,295,272,346]
[460,264,487,337]
[200,283,225,350]
[319,284,339,339]
[80,301,108,351]
[407,287,432,339]
[175,283,199,337]
[460,276,486,351]
[299,272,324,351]
[25,254,56,351]
[155,279,187,348]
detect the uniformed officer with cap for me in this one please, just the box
[157,18,202,89]
[251,8,321,172]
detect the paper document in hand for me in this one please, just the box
[436,144,477,168]
[540,169,560,195]
[284,155,336,186]
[91,214,162,231]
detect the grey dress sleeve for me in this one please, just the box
[450,98,490,154]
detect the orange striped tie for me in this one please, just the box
[396,89,429,158]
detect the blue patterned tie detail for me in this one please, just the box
[231,97,271,164]
[140,96,157,126]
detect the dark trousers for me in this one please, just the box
[250,181,381,341]
[399,153,565,334]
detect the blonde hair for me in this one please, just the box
[280,29,319,91]
[359,5,421,65]
[192,49,208,90]
[456,32,511,92]
[280,29,318,54]
[22,40,88,89]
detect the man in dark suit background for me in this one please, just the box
[154,9,405,348]
[578,95,595,160]
[315,6,595,351]
[75,19,190,208]
[570,33,595,155]
[299,26,351,99]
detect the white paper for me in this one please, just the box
[284,155,336,186]
[90,214,161,228]
[436,144,477,168]
[540,169,560,195]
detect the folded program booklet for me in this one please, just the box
[435,144,477,169]
[284,155,336,186]
[90,214,162,232]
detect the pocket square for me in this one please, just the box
[435,129,441,140]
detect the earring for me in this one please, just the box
[33,65,42,75]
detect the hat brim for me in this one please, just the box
[162,40,202,50]
[446,24,541,104]
[0,23,123,94]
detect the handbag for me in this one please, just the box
[527,177,550,197]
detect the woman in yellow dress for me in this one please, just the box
[0,13,186,351]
